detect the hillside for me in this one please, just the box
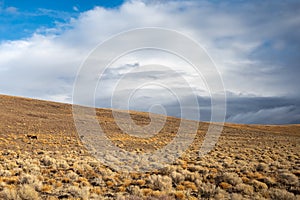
[0,94,299,199]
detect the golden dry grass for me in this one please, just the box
[0,94,299,199]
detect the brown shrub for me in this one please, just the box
[90,186,102,195]
[41,184,52,193]
[66,186,90,199]
[173,191,185,199]
[40,156,56,166]
[148,175,172,191]
[135,179,146,186]
[230,193,244,200]
[18,184,39,200]
[260,176,277,187]
[251,180,268,191]
[198,183,217,198]
[141,188,152,196]
[219,182,232,190]
[268,188,295,200]
[214,188,229,200]
[218,172,242,186]
[256,163,268,172]
[170,171,184,184]
[279,172,299,186]
[0,187,19,200]
[182,181,197,190]
[176,184,185,190]
[235,183,254,195]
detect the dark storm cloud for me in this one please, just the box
[157,94,300,124]
[226,95,300,124]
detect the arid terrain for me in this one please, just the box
[0,94,299,200]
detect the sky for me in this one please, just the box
[0,0,299,124]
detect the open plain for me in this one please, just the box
[0,94,299,199]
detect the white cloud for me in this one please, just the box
[73,6,79,12]
[0,34,83,100]
[5,6,18,14]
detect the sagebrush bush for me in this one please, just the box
[160,165,176,176]
[0,169,12,177]
[66,171,78,180]
[67,185,89,199]
[219,172,242,186]
[279,172,299,186]
[260,176,276,187]
[18,184,39,200]
[127,185,142,196]
[56,159,69,169]
[268,188,295,200]
[20,174,36,185]
[230,193,244,200]
[251,180,268,191]
[198,182,217,198]
[4,161,18,170]
[256,163,268,172]
[148,174,172,191]
[24,163,40,175]
[235,183,254,195]
[219,182,232,190]
[40,155,56,166]
[170,171,185,184]
[214,188,229,200]
[0,187,19,200]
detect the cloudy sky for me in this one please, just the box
[0,0,299,124]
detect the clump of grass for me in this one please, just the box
[235,183,254,195]
[198,182,217,198]
[134,179,146,187]
[214,188,229,200]
[41,184,52,193]
[66,185,90,199]
[127,185,142,197]
[148,175,172,191]
[218,172,242,186]
[278,172,299,186]
[173,190,185,199]
[18,184,39,200]
[230,193,244,200]
[268,188,295,200]
[66,171,78,181]
[0,169,12,177]
[182,181,197,190]
[251,180,268,191]
[56,159,69,169]
[40,155,56,166]
[0,187,19,200]
[259,176,276,187]
[256,163,268,172]
[170,171,184,184]
[219,182,232,190]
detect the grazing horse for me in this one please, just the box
[26,134,38,140]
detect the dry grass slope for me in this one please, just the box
[0,94,299,199]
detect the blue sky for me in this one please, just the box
[0,0,299,124]
[0,0,124,40]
